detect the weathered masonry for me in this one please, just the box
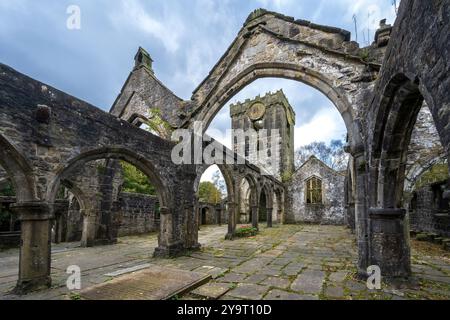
[0,0,449,294]
[288,156,346,225]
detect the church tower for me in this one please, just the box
[230,90,295,181]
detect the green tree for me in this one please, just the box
[144,108,173,140]
[0,179,15,197]
[198,182,222,205]
[120,161,156,195]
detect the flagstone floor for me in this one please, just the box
[1,224,449,300]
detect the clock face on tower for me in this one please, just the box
[247,102,266,121]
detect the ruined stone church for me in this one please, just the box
[0,0,449,298]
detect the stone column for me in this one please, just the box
[354,154,370,277]
[267,207,273,228]
[347,202,356,232]
[369,208,411,278]
[54,213,61,244]
[154,207,184,257]
[225,202,236,240]
[11,202,52,294]
[251,205,258,230]
[277,209,283,225]
[185,201,200,251]
[80,209,97,247]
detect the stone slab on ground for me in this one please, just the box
[226,283,269,300]
[79,265,211,300]
[264,289,318,300]
[190,282,231,300]
[192,266,228,279]
[290,270,325,294]
[104,263,152,277]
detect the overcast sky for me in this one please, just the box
[0,0,398,183]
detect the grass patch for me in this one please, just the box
[234,225,258,238]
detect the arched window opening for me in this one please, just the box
[196,165,229,230]
[306,177,323,205]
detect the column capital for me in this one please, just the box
[11,202,53,221]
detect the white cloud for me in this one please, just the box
[110,0,184,54]
[294,107,346,149]
[256,0,297,11]
[341,0,398,43]
[200,165,220,183]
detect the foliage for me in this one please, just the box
[144,108,173,140]
[120,161,156,195]
[198,181,222,204]
[359,48,370,62]
[0,180,15,197]
[235,225,258,238]
[281,170,293,183]
[295,139,349,171]
[415,163,449,190]
[69,292,81,300]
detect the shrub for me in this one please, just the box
[235,225,258,238]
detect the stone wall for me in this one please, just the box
[117,193,160,237]
[288,156,345,225]
[409,181,450,238]
[405,103,447,192]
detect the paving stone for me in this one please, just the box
[290,270,325,294]
[243,274,268,284]
[219,273,247,283]
[227,284,269,300]
[263,289,318,300]
[261,276,291,289]
[192,266,228,279]
[324,285,345,298]
[191,283,231,300]
[329,271,348,283]
[345,280,368,292]
[259,267,283,276]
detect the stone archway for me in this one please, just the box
[369,73,446,278]
[258,183,274,228]
[194,164,235,239]
[274,187,285,224]
[47,147,173,253]
[237,174,258,235]
[0,135,36,203]
[184,11,369,153]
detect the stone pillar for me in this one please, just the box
[354,154,370,277]
[347,202,356,232]
[54,213,61,244]
[251,205,258,230]
[216,205,222,226]
[154,207,184,257]
[225,202,236,240]
[277,209,282,224]
[267,207,273,228]
[11,202,52,294]
[369,208,411,278]
[80,209,97,247]
[185,201,200,251]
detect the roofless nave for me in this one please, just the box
[0,0,449,294]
